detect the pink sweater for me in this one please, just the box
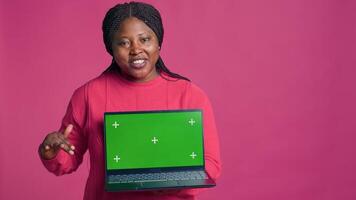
[41,71,221,200]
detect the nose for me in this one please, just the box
[129,41,143,55]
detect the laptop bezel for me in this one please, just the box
[103,109,206,180]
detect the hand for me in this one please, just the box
[39,124,76,160]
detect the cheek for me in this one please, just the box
[113,50,128,64]
[147,46,160,60]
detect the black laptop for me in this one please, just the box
[103,109,216,191]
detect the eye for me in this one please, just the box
[116,40,130,48]
[140,37,151,43]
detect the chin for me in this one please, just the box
[132,70,150,78]
[129,73,148,81]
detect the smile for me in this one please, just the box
[129,59,147,69]
[132,59,145,64]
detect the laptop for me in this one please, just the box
[103,109,216,192]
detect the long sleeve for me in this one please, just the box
[40,86,88,176]
[177,83,222,197]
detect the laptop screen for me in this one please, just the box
[104,110,204,170]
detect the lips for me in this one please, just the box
[129,58,147,69]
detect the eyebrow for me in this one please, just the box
[117,32,149,39]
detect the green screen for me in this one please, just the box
[105,110,204,170]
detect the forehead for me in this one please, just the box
[116,17,155,36]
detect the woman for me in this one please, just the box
[39,2,221,200]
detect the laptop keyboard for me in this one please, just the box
[109,171,208,183]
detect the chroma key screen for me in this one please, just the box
[104,110,204,170]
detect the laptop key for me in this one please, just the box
[110,171,208,184]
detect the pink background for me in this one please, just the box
[1,0,356,199]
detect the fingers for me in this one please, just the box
[62,124,75,154]
[60,144,75,155]
[58,136,75,155]
[45,138,74,155]
[63,124,73,138]
[42,129,76,156]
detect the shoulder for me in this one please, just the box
[162,73,205,95]
[185,82,210,107]
[70,71,110,104]
[163,73,210,108]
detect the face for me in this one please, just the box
[111,17,160,82]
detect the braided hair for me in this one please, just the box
[102,1,190,81]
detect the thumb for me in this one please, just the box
[63,124,73,138]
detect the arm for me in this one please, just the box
[39,86,88,176]
[177,83,222,197]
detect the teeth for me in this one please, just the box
[132,60,144,64]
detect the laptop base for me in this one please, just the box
[106,178,216,192]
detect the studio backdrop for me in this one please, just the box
[1,0,356,199]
